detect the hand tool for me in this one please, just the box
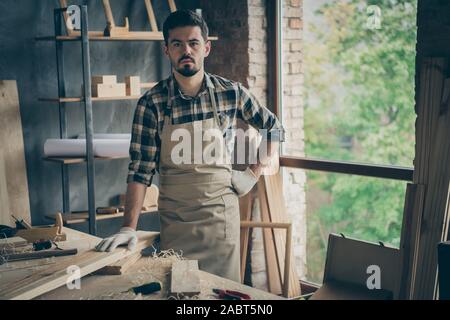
[11,215,32,230]
[120,281,162,295]
[212,288,251,300]
[0,248,78,265]
[33,239,52,251]
[132,281,162,295]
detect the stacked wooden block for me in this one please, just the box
[91,75,141,98]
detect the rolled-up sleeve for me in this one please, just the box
[237,84,285,142]
[127,97,159,186]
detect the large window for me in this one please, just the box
[270,0,417,283]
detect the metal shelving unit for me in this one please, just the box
[38,6,158,235]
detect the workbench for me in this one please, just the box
[0,227,283,300]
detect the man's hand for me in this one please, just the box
[95,227,138,252]
[231,167,259,197]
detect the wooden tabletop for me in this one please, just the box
[0,227,283,300]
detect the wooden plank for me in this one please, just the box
[0,237,28,249]
[263,173,301,298]
[91,75,117,85]
[411,58,450,299]
[257,179,282,295]
[144,0,159,32]
[43,155,129,164]
[239,192,253,282]
[167,0,177,12]
[170,260,201,297]
[125,76,141,96]
[102,0,116,28]
[45,208,157,225]
[91,83,126,98]
[94,252,142,275]
[0,151,11,227]
[0,231,159,300]
[0,81,31,227]
[398,183,425,299]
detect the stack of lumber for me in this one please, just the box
[401,58,450,299]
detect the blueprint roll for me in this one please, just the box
[44,139,87,157]
[77,133,131,140]
[93,139,130,157]
[44,139,130,157]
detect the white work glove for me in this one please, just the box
[95,227,138,252]
[231,168,259,197]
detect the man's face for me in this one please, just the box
[164,26,211,77]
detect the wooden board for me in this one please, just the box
[0,151,11,227]
[0,80,31,227]
[168,0,177,12]
[263,173,301,298]
[239,192,253,282]
[144,0,158,32]
[410,59,450,299]
[94,252,142,275]
[125,76,141,96]
[0,237,28,249]
[170,260,201,297]
[257,180,282,295]
[91,83,126,97]
[92,75,117,85]
[36,256,285,300]
[0,231,159,300]
[398,183,425,299]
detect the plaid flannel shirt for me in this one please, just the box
[127,72,285,186]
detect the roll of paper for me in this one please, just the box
[94,139,130,157]
[77,133,131,140]
[44,139,87,157]
[44,139,130,158]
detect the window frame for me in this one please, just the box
[267,0,414,182]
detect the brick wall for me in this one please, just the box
[281,0,307,280]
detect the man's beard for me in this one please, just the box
[173,55,200,77]
[176,64,200,77]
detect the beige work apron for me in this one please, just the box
[158,83,241,282]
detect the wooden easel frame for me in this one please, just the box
[240,221,292,298]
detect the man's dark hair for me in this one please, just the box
[163,10,209,45]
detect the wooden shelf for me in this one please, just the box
[38,83,157,103]
[44,156,129,164]
[39,95,141,103]
[35,33,219,42]
[45,208,158,225]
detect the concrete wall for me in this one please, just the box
[0,0,196,236]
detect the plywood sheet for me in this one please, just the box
[0,80,31,227]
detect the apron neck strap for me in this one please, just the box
[208,86,221,128]
[164,75,220,127]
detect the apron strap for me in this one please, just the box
[164,75,220,128]
[208,86,221,129]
